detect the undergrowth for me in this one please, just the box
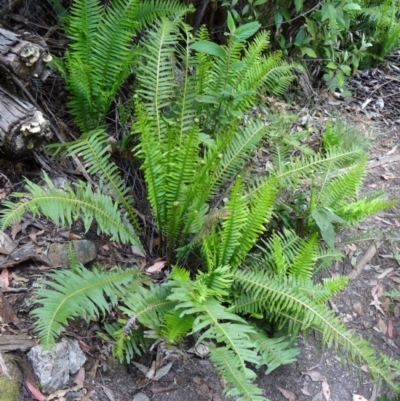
[1,2,400,400]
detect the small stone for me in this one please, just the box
[48,240,97,267]
[27,339,86,393]
[132,392,149,401]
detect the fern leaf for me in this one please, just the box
[0,173,142,248]
[47,129,140,231]
[247,327,300,374]
[209,346,267,401]
[232,270,400,391]
[31,264,146,348]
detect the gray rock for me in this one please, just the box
[48,240,97,267]
[132,393,150,401]
[27,339,86,393]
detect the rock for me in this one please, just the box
[27,339,86,393]
[132,392,150,401]
[0,352,23,401]
[48,240,97,267]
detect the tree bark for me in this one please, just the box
[0,27,51,79]
[0,87,52,154]
[0,28,52,154]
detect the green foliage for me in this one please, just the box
[2,7,400,401]
[59,0,190,131]
[31,247,148,348]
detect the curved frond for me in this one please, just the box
[31,264,146,348]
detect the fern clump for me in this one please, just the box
[1,7,400,401]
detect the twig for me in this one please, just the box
[349,241,382,280]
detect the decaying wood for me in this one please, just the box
[0,241,52,270]
[0,335,36,352]
[0,27,51,79]
[0,290,18,324]
[0,87,52,154]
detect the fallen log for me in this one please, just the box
[0,87,52,154]
[0,27,51,79]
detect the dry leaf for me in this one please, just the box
[382,297,391,312]
[301,370,326,381]
[353,302,363,315]
[370,294,385,315]
[74,367,85,386]
[146,260,166,273]
[10,223,21,239]
[301,388,312,396]
[102,244,110,251]
[276,386,298,401]
[352,395,368,401]
[0,269,9,289]
[154,362,173,381]
[377,318,387,334]
[371,284,384,298]
[322,380,330,401]
[388,319,394,338]
[132,361,149,375]
[25,381,46,401]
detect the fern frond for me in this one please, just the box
[232,270,400,391]
[162,309,194,342]
[247,327,300,374]
[120,285,176,333]
[47,129,140,231]
[230,177,278,268]
[209,346,266,401]
[104,322,151,363]
[0,173,142,248]
[31,264,146,348]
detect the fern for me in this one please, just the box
[32,261,147,348]
[0,173,143,250]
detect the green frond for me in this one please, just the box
[0,173,142,249]
[273,147,365,186]
[47,129,140,231]
[288,234,318,279]
[230,177,278,268]
[247,327,300,374]
[162,309,195,342]
[216,178,248,267]
[232,270,400,391]
[120,285,176,334]
[104,322,151,363]
[31,264,146,348]
[336,192,398,225]
[209,346,266,401]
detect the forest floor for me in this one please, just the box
[1,2,400,401]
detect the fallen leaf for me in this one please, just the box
[100,384,115,401]
[102,244,110,251]
[276,386,298,401]
[301,388,312,396]
[371,284,384,298]
[377,318,387,334]
[0,269,9,289]
[154,362,173,381]
[132,361,149,375]
[382,297,391,312]
[353,302,363,315]
[74,367,85,386]
[322,380,330,401]
[10,223,21,239]
[381,174,397,180]
[146,260,166,273]
[25,381,46,401]
[370,294,385,315]
[388,319,394,338]
[301,370,326,381]
[353,395,368,401]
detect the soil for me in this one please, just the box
[1,2,400,401]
